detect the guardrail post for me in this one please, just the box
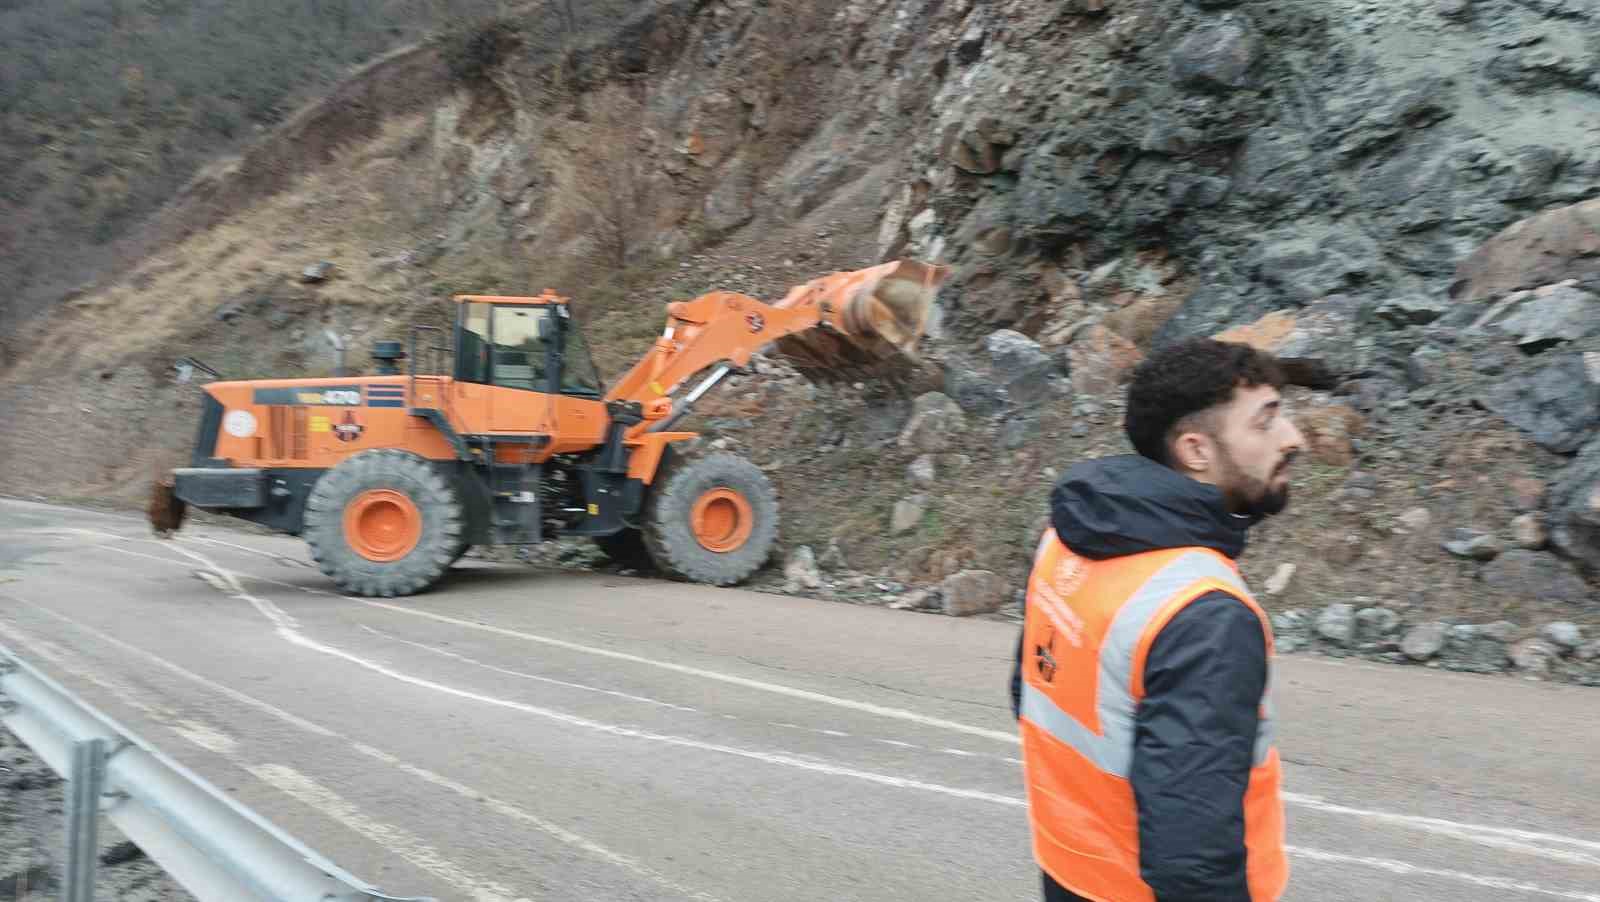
[64,737,108,902]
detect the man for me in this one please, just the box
[1010,338,1304,902]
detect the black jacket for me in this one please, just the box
[1012,454,1270,902]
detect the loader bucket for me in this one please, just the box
[770,259,952,390]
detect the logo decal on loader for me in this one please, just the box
[223,409,257,438]
[334,411,364,442]
[253,386,364,406]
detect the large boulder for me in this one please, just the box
[940,570,1009,617]
[985,329,1061,404]
[1452,198,1600,302]
[1212,295,1377,381]
[1170,14,1259,93]
[1549,435,1600,575]
[1479,354,1600,454]
[1480,549,1591,606]
[898,393,968,454]
[1065,325,1144,396]
[1472,283,1600,352]
[1293,402,1366,467]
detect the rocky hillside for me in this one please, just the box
[2,0,1599,683]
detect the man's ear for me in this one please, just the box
[1170,430,1214,476]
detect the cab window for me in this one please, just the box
[559,316,602,397]
[490,306,552,391]
[455,302,492,384]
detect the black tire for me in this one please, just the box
[641,451,777,586]
[303,449,464,597]
[591,529,655,570]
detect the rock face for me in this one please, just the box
[895,0,1600,349]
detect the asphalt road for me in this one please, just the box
[1,497,1596,902]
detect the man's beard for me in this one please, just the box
[1217,445,1294,517]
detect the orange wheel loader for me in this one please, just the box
[152,260,951,597]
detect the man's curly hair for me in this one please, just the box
[1124,338,1285,465]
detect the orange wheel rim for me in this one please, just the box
[343,490,422,562]
[690,488,754,553]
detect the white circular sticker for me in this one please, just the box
[223,409,257,438]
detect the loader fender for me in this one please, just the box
[625,431,698,484]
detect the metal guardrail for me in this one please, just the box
[0,642,433,902]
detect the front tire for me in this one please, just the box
[304,449,464,597]
[641,451,777,586]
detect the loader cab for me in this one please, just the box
[453,294,602,399]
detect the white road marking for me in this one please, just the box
[181,535,313,568]
[364,602,1021,745]
[372,627,1019,768]
[285,630,1029,807]
[173,720,239,755]
[0,606,729,902]
[360,625,701,713]
[1287,846,1600,902]
[1284,793,1600,867]
[353,744,727,902]
[250,763,534,902]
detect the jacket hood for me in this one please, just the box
[1050,454,1255,561]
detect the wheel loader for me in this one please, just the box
[152,259,951,597]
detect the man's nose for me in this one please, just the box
[1283,418,1306,452]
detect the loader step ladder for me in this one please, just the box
[475,439,548,546]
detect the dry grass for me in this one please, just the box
[16,114,445,384]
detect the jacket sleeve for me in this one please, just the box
[1010,622,1025,719]
[1131,591,1268,901]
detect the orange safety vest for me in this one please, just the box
[1018,529,1288,902]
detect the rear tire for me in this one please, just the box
[304,449,464,597]
[641,451,777,586]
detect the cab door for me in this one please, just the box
[483,305,554,433]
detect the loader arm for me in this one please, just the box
[604,259,951,443]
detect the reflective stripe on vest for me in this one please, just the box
[1020,549,1275,775]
